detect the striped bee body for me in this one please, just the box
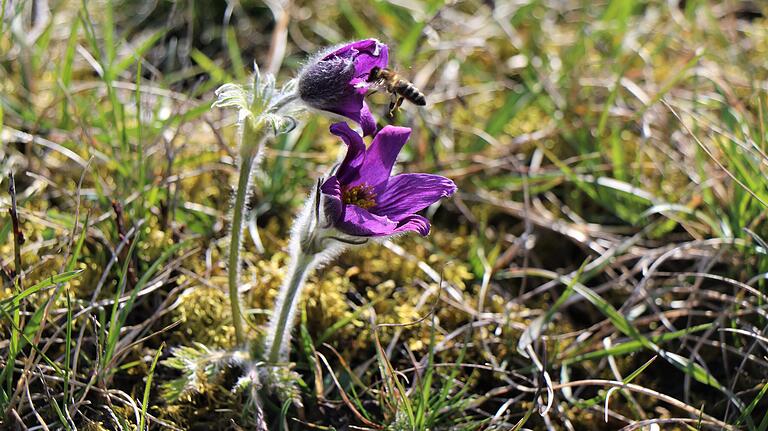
[367,67,426,116]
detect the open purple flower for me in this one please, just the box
[320,122,456,237]
[298,39,388,136]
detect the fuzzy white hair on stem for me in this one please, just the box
[263,178,366,363]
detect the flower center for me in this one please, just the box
[342,183,377,209]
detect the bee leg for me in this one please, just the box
[387,97,397,117]
[388,96,404,117]
[394,95,405,111]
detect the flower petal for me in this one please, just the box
[351,125,411,187]
[357,101,377,137]
[329,122,366,181]
[320,176,344,225]
[300,39,387,136]
[334,206,431,237]
[392,214,431,236]
[372,173,457,220]
[336,205,430,237]
[326,98,377,137]
[326,39,389,80]
[336,205,400,237]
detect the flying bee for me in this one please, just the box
[367,67,426,116]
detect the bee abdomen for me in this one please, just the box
[398,81,426,105]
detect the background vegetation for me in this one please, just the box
[2,0,768,429]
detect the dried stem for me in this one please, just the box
[550,379,734,430]
[8,173,24,290]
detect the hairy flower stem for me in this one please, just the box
[266,250,315,363]
[229,120,267,345]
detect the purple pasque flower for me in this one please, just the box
[320,122,456,237]
[298,39,388,136]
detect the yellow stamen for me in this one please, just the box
[342,183,377,209]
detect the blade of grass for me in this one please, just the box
[0,305,65,376]
[106,238,191,371]
[1,271,84,313]
[338,0,369,39]
[563,323,713,365]
[139,343,163,431]
[66,213,89,273]
[190,49,234,94]
[572,281,729,391]
[575,356,656,409]
[518,258,590,356]
[58,17,80,127]
[79,6,128,163]
[102,234,141,373]
[112,28,167,77]
[135,59,146,217]
[374,328,415,425]
[62,286,74,428]
[737,380,768,428]
[396,0,445,62]
[316,298,381,345]
[226,27,246,80]
[103,0,115,68]
[759,407,768,431]
[0,0,7,36]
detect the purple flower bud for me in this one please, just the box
[298,39,389,136]
[320,122,457,237]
